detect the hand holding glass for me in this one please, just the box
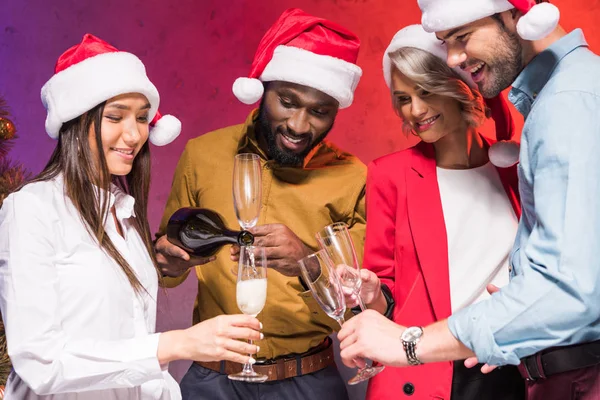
[298,250,384,385]
[228,246,268,383]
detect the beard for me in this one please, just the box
[256,102,333,167]
[478,27,524,98]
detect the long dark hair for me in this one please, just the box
[27,102,161,294]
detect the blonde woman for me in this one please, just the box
[344,25,524,399]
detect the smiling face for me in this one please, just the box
[436,14,524,98]
[391,67,464,143]
[257,81,339,167]
[88,93,151,176]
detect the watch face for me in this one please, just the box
[402,326,423,342]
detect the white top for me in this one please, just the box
[437,162,518,313]
[0,176,180,400]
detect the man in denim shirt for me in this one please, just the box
[337,1,600,398]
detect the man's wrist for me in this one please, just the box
[401,326,424,365]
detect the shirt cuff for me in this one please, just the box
[448,305,520,366]
[129,333,165,380]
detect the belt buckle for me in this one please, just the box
[520,353,547,381]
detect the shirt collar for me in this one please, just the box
[93,181,136,222]
[236,109,334,169]
[55,174,136,224]
[509,29,588,117]
[110,183,136,221]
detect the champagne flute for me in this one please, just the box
[233,153,262,230]
[298,250,384,385]
[316,222,366,310]
[228,246,268,383]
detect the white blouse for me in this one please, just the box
[437,163,519,313]
[0,176,180,399]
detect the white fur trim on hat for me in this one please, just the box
[419,0,513,33]
[232,77,265,105]
[41,51,160,139]
[149,114,181,146]
[382,24,475,89]
[516,2,560,40]
[489,140,520,167]
[259,45,363,109]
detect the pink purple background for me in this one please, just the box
[2,0,597,397]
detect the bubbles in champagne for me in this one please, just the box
[237,278,267,316]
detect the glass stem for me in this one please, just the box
[337,314,371,371]
[242,339,254,374]
[356,292,367,311]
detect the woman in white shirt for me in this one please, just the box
[341,26,524,399]
[0,34,261,400]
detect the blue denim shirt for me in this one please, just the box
[448,29,600,366]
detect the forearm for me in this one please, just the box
[418,319,474,364]
[157,330,186,365]
[9,333,164,394]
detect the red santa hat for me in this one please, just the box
[419,0,559,41]
[41,34,181,146]
[382,25,519,167]
[232,8,362,109]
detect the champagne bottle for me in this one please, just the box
[166,208,254,257]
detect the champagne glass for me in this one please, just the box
[316,222,366,310]
[298,250,384,385]
[233,153,262,230]
[228,246,268,383]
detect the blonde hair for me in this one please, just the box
[388,47,488,135]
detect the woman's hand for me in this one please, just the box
[343,269,387,314]
[158,314,263,365]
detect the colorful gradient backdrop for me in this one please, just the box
[2,0,598,395]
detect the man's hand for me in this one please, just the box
[338,309,407,368]
[230,224,311,277]
[464,284,501,373]
[155,235,215,278]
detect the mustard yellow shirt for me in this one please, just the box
[159,110,366,359]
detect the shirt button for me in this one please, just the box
[403,382,415,395]
[532,92,538,99]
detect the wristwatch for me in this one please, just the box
[401,326,424,366]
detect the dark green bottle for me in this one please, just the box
[166,208,254,257]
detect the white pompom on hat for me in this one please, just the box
[41,33,181,146]
[232,8,363,109]
[419,0,559,41]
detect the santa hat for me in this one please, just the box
[382,25,519,167]
[382,25,475,89]
[419,0,559,41]
[41,34,181,146]
[232,8,362,109]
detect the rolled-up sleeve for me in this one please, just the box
[448,91,600,365]
[0,192,164,395]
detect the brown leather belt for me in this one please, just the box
[518,339,600,381]
[195,340,335,382]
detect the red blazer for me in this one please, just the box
[363,139,520,400]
